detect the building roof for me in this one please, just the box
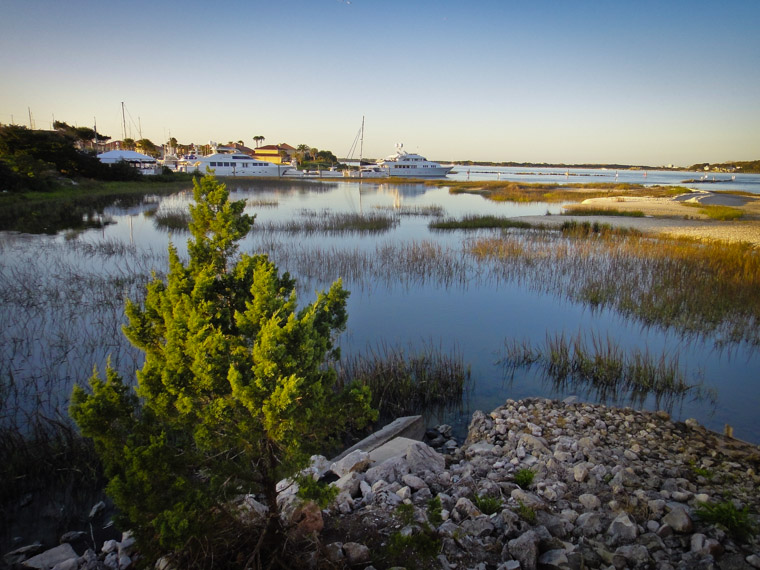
[97,150,156,163]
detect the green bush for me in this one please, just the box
[695,500,757,542]
[514,468,535,488]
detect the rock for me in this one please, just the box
[4,543,43,567]
[289,501,324,539]
[662,507,693,533]
[343,542,370,565]
[365,456,410,485]
[538,548,569,569]
[333,471,364,498]
[576,512,604,536]
[460,516,495,537]
[510,488,545,509]
[51,558,79,570]
[507,529,539,570]
[607,512,638,543]
[89,501,106,519]
[331,450,371,478]
[21,543,77,570]
[406,441,445,473]
[578,493,601,511]
[401,473,427,491]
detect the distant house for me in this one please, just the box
[97,149,160,175]
[252,143,296,164]
[229,143,257,155]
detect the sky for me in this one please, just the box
[1,0,759,166]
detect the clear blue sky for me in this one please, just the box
[2,0,759,165]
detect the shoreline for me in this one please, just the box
[517,189,760,247]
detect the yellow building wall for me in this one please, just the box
[253,150,284,164]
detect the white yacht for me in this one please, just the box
[185,151,290,177]
[377,144,453,177]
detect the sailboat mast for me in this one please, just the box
[359,115,365,163]
[121,102,126,141]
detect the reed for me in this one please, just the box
[335,342,471,419]
[372,204,445,217]
[431,180,690,204]
[562,207,645,217]
[259,211,397,234]
[501,331,703,408]
[682,203,744,220]
[246,198,279,208]
[429,215,535,230]
[469,230,760,345]
[153,207,193,232]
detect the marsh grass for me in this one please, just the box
[682,203,744,221]
[431,180,690,203]
[259,211,398,234]
[470,231,760,345]
[559,220,643,238]
[246,198,279,208]
[429,215,536,231]
[153,207,193,232]
[562,207,646,217]
[335,342,471,419]
[501,332,705,408]
[373,204,445,217]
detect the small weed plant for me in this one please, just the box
[515,499,537,524]
[473,494,502,515]
[514,468,535,489]
[695,500,757,542]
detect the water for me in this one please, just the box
[447,165,760,194]
[1,170,759,443]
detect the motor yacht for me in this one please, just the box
[377,144,453,177]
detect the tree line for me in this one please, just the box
[0,123,147,192]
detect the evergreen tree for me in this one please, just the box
[70,173,375,565]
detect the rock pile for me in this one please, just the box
[5,397,760,569]
[319,398,760,569]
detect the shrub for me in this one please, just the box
[514,468,535,488]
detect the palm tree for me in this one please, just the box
[253,135,265,148]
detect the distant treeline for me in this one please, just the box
[687,160,760,174]
[451,160,661,170]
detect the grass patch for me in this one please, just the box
[501,332,706,408]
[514,500,537,524]
[560,220,643,238]
[470,231,760,346]
[429,215,535,230]
[473,494,502,515]
[335,342,471,419]
[260,211,397,234]
[373,204,445,217]
[428,180,689,204]
[152,207,193,232]
[514,468,535,488]
[563,207,645,217]
[695,500,757,542]
[682,202,743,220]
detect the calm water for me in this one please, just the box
[1,169,759,443]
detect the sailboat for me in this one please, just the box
[346,117,389,178]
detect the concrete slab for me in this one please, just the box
[368,437,419,464]
[331,415,424,462]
